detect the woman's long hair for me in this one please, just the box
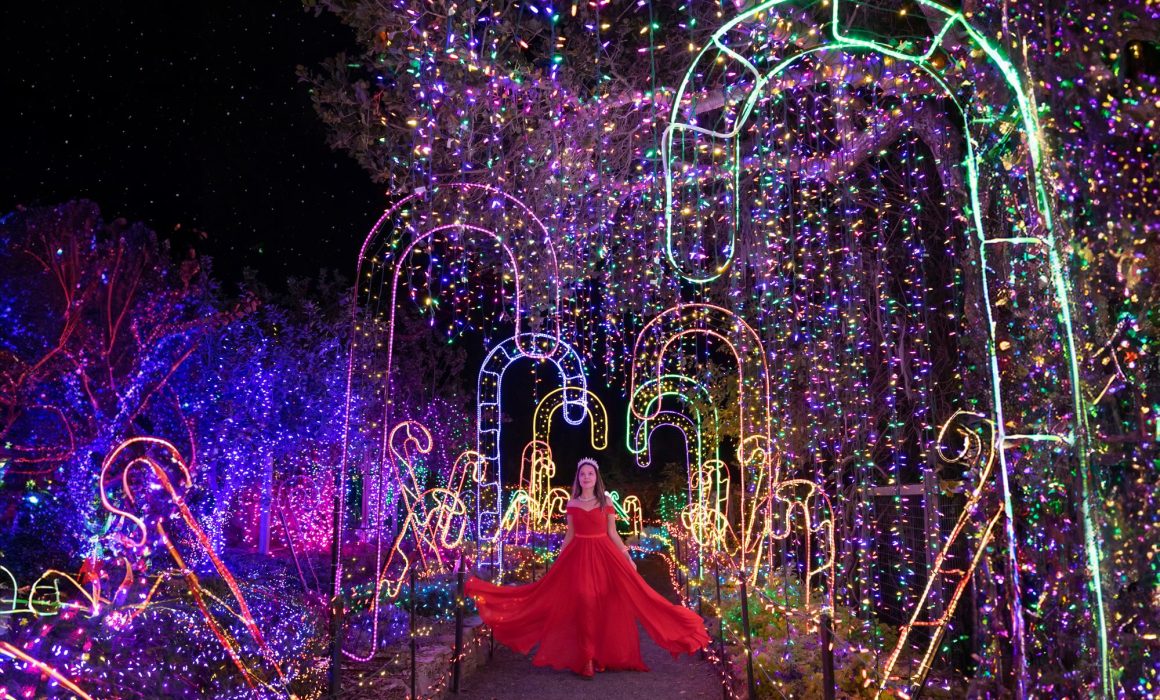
[571,457,608,508]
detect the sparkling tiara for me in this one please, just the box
[576,457,599,470]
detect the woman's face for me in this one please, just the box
[578,464,597,490]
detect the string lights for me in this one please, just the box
[2,0,1156,697]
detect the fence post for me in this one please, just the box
[739,577,757,700]
[821,612,836,700]
[327,465,344,700]
[410,564,418,700]
[677,545,686,599]
[453,555,465,693]
[328,595,343,698]
[714,557,726,700]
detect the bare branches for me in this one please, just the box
[0,202,239,474]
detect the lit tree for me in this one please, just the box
[0,201,254,566]
[302,0,1159,695]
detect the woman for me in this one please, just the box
[464,457,710,678]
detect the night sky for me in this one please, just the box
[0,1,685,478]
[1,1,383,290]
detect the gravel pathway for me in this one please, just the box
[455,554,725,700]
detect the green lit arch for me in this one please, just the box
[662,1,1108,696]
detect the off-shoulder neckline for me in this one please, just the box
[566,502,612,513]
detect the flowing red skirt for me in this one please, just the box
[465,534,709,674]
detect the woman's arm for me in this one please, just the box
[560,510,574,553]
[606,501,632,562]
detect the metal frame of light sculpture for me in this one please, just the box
[632,405,711,572]
[627,374,721,457]
[523,387,610,532]
[764,478,836,614]
[517,440,553,494]
[533,387,609,455]
[876,412,1072,697]
[604,489,644,540]
[681,458,732,553]
[630,393,719,469]
[442,449,487,548]
[507,440,554,544]
[630,389,717,514]
[630,303,773,584]
[390,420,434,536]
[375,483,470,592]
[499,489,537,546]
[634,409,699,484]
[340,182,561,494]
[100,437,286,692]
[339,419,434,661]
[346,421,474,661]
[336,182,564,663]
[537,445,569,526]
[628,374,726,553]
[0,567,101,618]
[476,333,588,573]
[636,409,719,569]
[499,465,571,545]
[0,641,95,700]
[621,496,644,540]
[348,219,532,537]
[525,444,571,531]
[663,2,1108,694]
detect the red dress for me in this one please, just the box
[465,503,710,674]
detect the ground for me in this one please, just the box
[457,553,725,699]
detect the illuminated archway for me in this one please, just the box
[476,333,589,571]
[663,2,1107,695]
[336,182,565,659]
[630,304,773,580]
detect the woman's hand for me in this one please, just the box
[622,547,633,563]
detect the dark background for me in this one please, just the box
[0,0,683,492]
[0,1,382,291]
